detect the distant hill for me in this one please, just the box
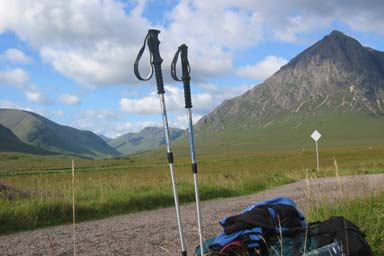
[0,109,120,158]
[0,124,51,154]
[194,31,384,151]
[108,127,184,155]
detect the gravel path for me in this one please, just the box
[1,174,383,256]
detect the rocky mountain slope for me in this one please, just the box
[194,31,384,149]
[196,31,384,131]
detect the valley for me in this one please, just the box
[1,31,384,255]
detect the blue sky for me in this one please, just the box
[0,0,383,138]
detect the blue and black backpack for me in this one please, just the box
[195,197,373,256]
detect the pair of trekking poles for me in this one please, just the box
[134,29,203,256]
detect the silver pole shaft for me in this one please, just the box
[159,94,187,255]
[187,109,204,256]
[187,109,197,163]
[316,141,320,172]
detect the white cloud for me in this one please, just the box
[120,85,212,114]
[0,67,52,105]
[120,83,252,122]
[41,44,139,86]
[120,92,159,115]
[0,48,32,64]
[166,1,263,49]
[0,99,22,109]
[196,83,220,93]
[25,90,42,103]
[0,0,148,48]
[161,0,264,81]
[69,108,161,138]
[258,0,384,41]
[54,110,65,117]
[114,122,133,133]
[237,56,288,81]
[172,113,202,129]
[82,109,118,121]
[271,15,331,43]
[0,68,30,87]
[177,0,384,44]
[0,0,260,85]
[163,84,252,128]
[72,109,121,135]
[24,88,52,105]
[59,93,80,105]
[0,0,150,86]
[1,0,384,87]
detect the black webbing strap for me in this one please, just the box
[171,47,183,81]
[134,33,153,81]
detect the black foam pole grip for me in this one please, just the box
[179,44,192,108]
[183,80,192,108]
[147,29,165,94]
[154,63,165,94]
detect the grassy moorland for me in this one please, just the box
[307,192,384,255]
[1,145,383,234]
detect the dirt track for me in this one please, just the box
[1,174,383,256]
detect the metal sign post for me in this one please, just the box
[310,130,322,172]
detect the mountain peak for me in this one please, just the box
[196,30,384,133]
[282,30,371,75]
[322,30,361,45]
[329,30,346,37]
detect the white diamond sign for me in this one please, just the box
[311,130,322,142]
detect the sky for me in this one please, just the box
[1,0,384,138]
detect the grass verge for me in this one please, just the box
[307,192,384,255]
[0,168,293,234]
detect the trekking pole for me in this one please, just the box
[134,29,187,256]
[171,44,204,256]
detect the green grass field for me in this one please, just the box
[1,145,384,234]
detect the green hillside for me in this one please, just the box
[190,110,384,155]
[0,124,51,154]
[0,109,120,158]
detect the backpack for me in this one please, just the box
[309,216,374,256]
[210,197,307,251]
[197,197,309,256]
[260,216,374,256]
[196,198,374,256]
[196,235,336,256]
